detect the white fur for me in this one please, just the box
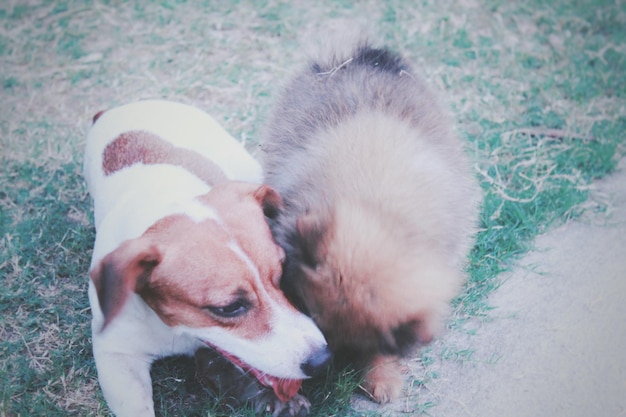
[177,239,321,379]
[84,100,326,417]
[84,100,261,233]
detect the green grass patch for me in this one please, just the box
[0,160,99,416]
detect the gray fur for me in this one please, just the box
[260,40,481,401]
[261,42,479,293]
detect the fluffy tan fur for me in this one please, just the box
[261,43,480,403]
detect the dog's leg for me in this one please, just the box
[94,351,155,417]
[361,354,404,404]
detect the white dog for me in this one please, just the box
[84,100,330,417]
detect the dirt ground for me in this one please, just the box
[354,158,626,416]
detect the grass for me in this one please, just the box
[1,0,625,416]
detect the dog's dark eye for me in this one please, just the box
[206,300,249,318]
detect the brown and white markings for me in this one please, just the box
[84,100,331,417]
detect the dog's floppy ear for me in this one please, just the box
[90,238,161,331]
[296,211,331,269]
[253,185,283,220]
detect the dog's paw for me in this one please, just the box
[361,355,404,404]
[259,392,311,417]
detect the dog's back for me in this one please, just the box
[262,42,478,278]
[85,100,262,231]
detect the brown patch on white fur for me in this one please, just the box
[102,130,228,185]
[90,182,287,342]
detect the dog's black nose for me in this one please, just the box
[301,345,333,377]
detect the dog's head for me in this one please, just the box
[90,182,330,383]
[281,202,461,360]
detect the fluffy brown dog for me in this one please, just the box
[260,41,480,403]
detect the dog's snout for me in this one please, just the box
[301,345,332,377]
